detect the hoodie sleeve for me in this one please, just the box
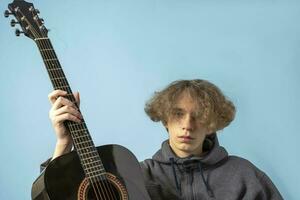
[256,170,284,200]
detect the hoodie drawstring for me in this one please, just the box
[170,158,214,198]
[198,162,214,197]
[170,158,181,195]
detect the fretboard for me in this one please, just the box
[35,37,106,181]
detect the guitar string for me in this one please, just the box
[29,15,113,199]
[25,19,102,200]
[37,39,111,200]
[16,9,106,199]
[21,7,118,199]
[18,13,107,199]
[17,9,105,200]
[37,37,118,199]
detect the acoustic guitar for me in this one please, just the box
[5,1,151,199]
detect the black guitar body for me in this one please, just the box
[32,144,150,200]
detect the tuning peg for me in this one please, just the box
[10,19,19,27]
[15,29,24,36]
[33,15,44,23]
[35,9,40,14]
[4,10,13,18]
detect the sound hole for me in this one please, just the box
[87,181,121,200]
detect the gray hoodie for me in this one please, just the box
[140,134,284,200]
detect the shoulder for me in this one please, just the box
[225,155,266,179]
[139,159,159,177]
[140,158,156,169]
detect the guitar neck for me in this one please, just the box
[35,38,107,180]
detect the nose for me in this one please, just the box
[182,114,195,132]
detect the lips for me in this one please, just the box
[178,136,194,142]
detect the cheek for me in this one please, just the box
[167,125,180,137]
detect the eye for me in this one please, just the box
[176,112,182,116]
[174,111,184,118]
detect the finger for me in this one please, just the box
[74,91,80,107]
[54,113,82,124]
[52,96,77,111]
[53,105,82,119]
[48,90,68,105]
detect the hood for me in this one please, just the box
[152,133,228,166]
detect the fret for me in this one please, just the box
[70,128,88,134]
[77,155,100,165]
[84,160,102,170]
[78,151,99,161]
[44,58,58,62]
[40,48,54,52]
[80,154,99,161]
[54,85,70,90]
[86,168,106,176]
[69,128,87,135]
[71,128,88,132]
[73,135,91,141]
[78,150,96,158]
[74,145,95,153]
[68,123,84,129]
[76,140,94,146]
[72,132,88,138]
[69,121,86,128]
[51,78,67,84]
[47,67,62,72]
[79,150,98,157]
[84,163,104,171]
[84,165,105,173]
[85,166,104,174]
[50,77,67,81]
[84,159,102,166]
[86,174,105,181]
[44,59,57,65]
[81,158,103,168]
[77,145,97,152]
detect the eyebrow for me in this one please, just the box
[172,107,185,112]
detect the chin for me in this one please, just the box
[178,143,195,152]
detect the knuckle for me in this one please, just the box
[57,97,63,102]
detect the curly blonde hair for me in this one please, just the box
[144,79,236,133]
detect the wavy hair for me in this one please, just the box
[144,79,236,133]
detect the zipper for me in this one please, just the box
[187,170,194,200]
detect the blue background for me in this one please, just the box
[0,0,299,199]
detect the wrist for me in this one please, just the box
[56,137,73,146]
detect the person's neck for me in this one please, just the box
[169,143,204,158]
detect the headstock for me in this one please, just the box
[4,0,48,40]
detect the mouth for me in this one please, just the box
[178,136,194,142]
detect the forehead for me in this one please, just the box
[173,91,199,111]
